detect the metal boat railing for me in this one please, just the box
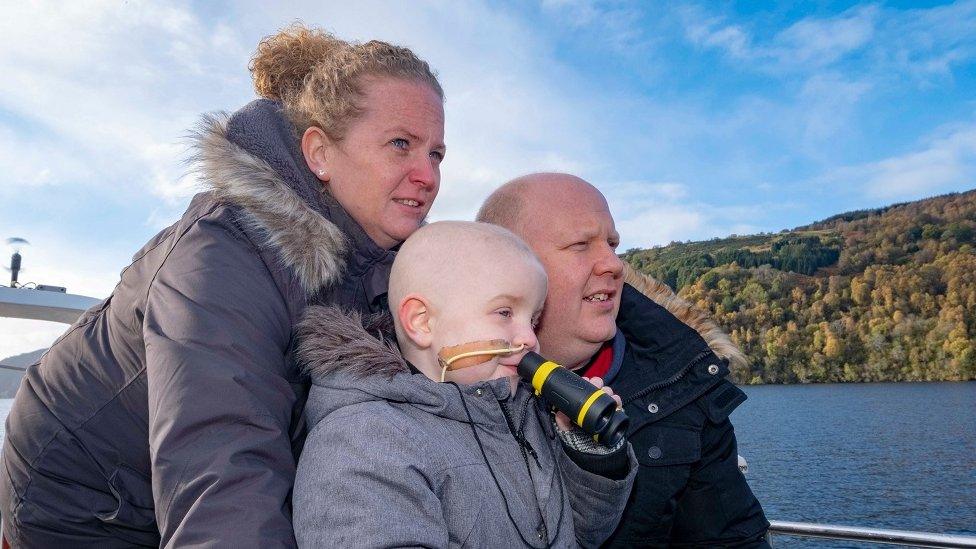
[768,520,976,548]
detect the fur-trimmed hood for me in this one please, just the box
[190,99,395,300]
[623,264,747,370]
[297,306,405,380]
[296,305,518,428]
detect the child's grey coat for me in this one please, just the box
[293,306,637,548]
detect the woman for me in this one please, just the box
[0,24,445,548]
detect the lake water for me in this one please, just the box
[734,382,976,547]
[1,382,974,547]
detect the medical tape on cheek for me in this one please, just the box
[437,340,527,382]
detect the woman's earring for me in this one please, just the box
[317,169,325,177]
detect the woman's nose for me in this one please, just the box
[410,154,438,189]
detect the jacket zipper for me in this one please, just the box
[500,398,549,545]
[623,351,712,405]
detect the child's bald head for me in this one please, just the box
[389,221,548,384]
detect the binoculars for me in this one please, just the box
[517,351,629,447]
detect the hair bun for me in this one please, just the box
[249,23,347,101]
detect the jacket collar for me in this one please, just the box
[190,100,394,297]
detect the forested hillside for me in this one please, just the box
[624,190,976,384]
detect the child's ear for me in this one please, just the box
[397,295,433,349]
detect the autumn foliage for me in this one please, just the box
[624,190,976,384]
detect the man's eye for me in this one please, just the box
[496,309,513,318]
[609,240,620,250]
[390,138,409,149]
[429,150,444,162]
[571,241,588,250]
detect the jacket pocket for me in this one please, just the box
[94,465,160,545]
[630,422,701,467]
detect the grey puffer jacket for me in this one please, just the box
[0,100,395,548]
[292,307,638,549]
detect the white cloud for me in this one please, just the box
[0,124,89,190]
[684,14,752,59]
[0,0,249,206]
[604,181,773,250]
[864,126,976,199]
[885,0,976,80]
[820,123,976,201]
[772,5,877,67]
[540,0,644,51]
[682,4,876,70]
[795,73,872,149]
[681,1,976,80]
[0,319,66,360]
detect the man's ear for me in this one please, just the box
[301,126,333,182]
[397,295,433,349]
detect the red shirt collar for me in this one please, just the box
[580,341,614,380]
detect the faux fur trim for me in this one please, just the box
[191,114,348,295]
[623,264,748,370]
[297,306,406,380]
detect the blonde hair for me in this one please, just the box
[249,23,443,141]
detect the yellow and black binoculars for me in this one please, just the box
[518,351,629,447]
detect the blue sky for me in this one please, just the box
[2,0,975,357]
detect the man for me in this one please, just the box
[478,173,769,547]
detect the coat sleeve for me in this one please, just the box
[293,407,449,548]
[144,217,298,548]
[670,398,770,547]
[556,441,638,548]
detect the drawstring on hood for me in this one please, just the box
[449,381,565,549]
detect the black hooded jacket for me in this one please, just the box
[600,273,770,548]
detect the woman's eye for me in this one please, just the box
[390,138,409,150]
[496,309,513,318]
[429,150,444,162]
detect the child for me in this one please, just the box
[293,221,636,548]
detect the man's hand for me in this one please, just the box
[554,376,622,431]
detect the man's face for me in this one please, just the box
[518,181,624,368]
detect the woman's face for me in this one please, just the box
[322,77,445,249]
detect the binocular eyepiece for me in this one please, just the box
[517,351,629,447]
